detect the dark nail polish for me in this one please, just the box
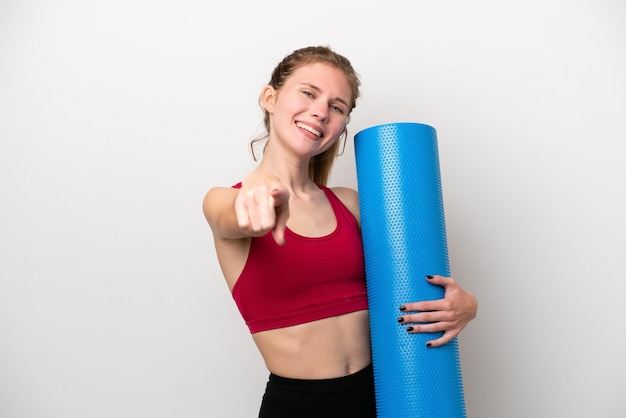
[397,317,404,323]
[426,343,432,347]
[406,326,414,332]
[399,305,406,311]
[426,275,433,280]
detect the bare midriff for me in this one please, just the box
[251,309,371,379]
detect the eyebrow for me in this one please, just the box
[301,82,350,109]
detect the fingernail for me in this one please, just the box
[406,327,414,332]
[397,317,404,323]
[426,343,432,348]
[426,275,433,280]
[399,305,406,311]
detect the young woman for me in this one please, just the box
[203,45,477,417]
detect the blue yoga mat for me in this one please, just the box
[354,122,466,417]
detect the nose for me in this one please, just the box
[311,99,328,121]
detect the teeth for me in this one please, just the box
[296,122,321,137]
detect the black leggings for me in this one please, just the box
[258,364,377,417]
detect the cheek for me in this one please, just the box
[320,134,342,153]
[331,120,348,139]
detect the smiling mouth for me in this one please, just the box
[296,122,322,138]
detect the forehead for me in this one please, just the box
[287,62,352,102]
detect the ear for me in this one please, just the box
[260,85,276,113]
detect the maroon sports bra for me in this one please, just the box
[230,183,368,333]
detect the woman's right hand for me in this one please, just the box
[235,173,290,245]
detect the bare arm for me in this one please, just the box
[202,186,244,239]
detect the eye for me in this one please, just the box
[330,104,346,115]
[302,90,314,97]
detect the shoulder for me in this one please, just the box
[329,186,360,224]
[202,186,239,225]
[203,185,239,205]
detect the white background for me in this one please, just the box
[1,1,625,417]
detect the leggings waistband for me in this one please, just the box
[268,363,374,393]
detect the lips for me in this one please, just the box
[296,121,322,138]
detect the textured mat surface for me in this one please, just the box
[354,122,466,417]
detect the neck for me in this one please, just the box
[256,146,315,193]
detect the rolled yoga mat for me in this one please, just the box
[354,122,466,417]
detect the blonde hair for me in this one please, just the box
[250,46,361,185]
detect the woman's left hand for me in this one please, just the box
[398,275,478,348]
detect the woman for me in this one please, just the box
[203,45,477,417]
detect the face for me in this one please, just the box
[262,62,352,158]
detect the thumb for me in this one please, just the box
[425,275,451,287]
